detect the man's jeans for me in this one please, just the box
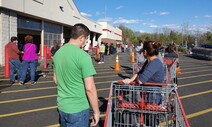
[9,59,22,82]
[20,60,37,82]
[58,109,90,127]
[100,53,104,62]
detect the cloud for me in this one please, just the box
[145,10,170,16]
[116,5,124,10]
[162,24,181,30]
[96,11,104,16]
[204,14,212,18]
[159,12,170,16]
[80,12,92,17]
[98,17,113,22]
[113,17,141,25]
[139,30,147,33]
[142,22,154,26]
[149,25,159,28]
[144,10,157,15]
[194,16,199,19]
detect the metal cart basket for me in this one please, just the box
[104,81,190,127]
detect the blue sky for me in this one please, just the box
[74,0,212,33]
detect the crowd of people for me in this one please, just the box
[6,35,62,86]
[5,22,179,126]
[6,35,38,85]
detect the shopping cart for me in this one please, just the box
[36,56,46,77]
[163,58,178,84]
[104,81,190,127]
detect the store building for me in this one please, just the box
[98,21,122,44]
[0,0,103,66]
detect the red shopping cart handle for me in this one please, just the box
[144,82,168,86]
[117,80,167,86]
[117,80,136,85]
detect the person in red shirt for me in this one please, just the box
[5,36,22,85]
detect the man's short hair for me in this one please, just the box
[11,36,17,42]
[70,23,90,39]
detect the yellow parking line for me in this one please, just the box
[0,90,210,118]
[1,78,212,95]
[1,86,56,94]
[47,108,212,127]
[178,73,212,80]
[0,95,57,104]
[0,106,57,118]
[2,71,211,87]
[187,108,212,119]
[182,69,212,74]
[179,90,212,99]
[0,80,112,93]
[178,80,212,88]
[0,88,110,104]
[181,66,212,71]
[1,88,210,105]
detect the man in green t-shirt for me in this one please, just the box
[53,23,100,127]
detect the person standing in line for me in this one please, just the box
[98,42,105,64]
[83,39,91,53]
[6,36,22,85]
[19,35,38,85]
[123,41,164,84]
[51,42,60,56]
[53,23,100,127]
[123,41,165,126]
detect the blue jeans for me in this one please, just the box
[20,60,37,82]
[100,53,104,62]
[58,109,90,127]
[9,59,22,82]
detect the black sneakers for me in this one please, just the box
[31,81,37,85]
[18,81,36,85]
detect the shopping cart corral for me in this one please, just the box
[104,81,190,127]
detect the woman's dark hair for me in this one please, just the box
[70,23,90,39]
[25,35,33,43]
[11,36,17,42]
[143,41,161,56]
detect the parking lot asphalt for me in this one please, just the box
[0,52,211,127]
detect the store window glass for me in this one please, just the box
[44,22,62,48]
[18,16,41,30]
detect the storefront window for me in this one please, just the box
[17,16,41,30]
[44,22,62,47]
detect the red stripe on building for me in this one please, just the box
[115,33,122,37]
[102,29,122,37]
[102,29,112,32]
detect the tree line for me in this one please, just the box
[118,24,212,46]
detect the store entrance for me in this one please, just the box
[17,29,41,53]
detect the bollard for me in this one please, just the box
[43,45,47,69]
[96,46,100,61]
[4,45,10,78]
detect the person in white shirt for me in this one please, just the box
[84,40,91,53]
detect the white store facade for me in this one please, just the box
[0,0,122,66]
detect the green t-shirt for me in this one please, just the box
[53,43,96,113]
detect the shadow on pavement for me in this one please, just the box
[121,65,132,74]
[93,97,108,127]
[0,80,11,91]
[118,73,130,79]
